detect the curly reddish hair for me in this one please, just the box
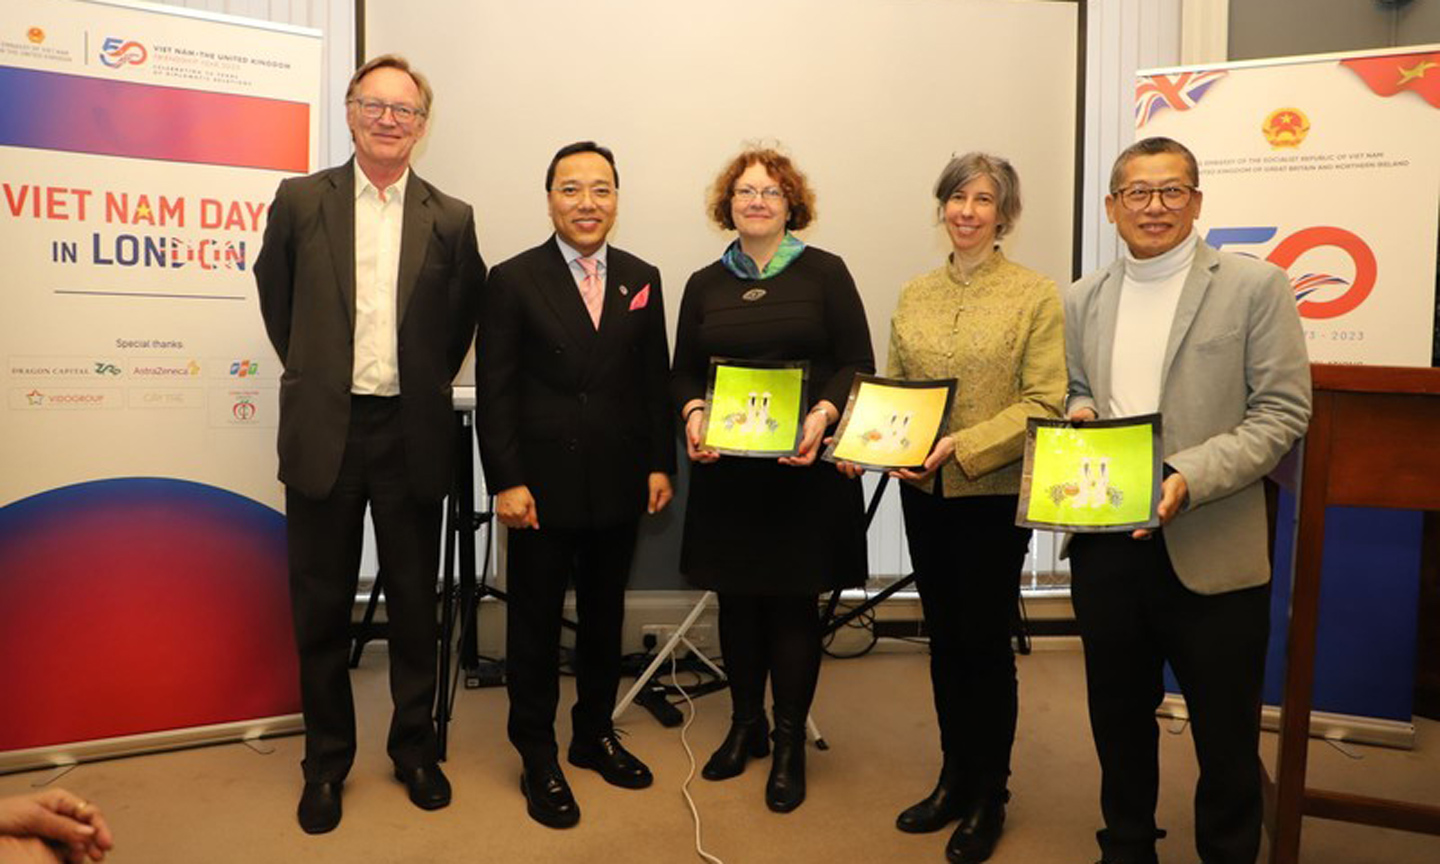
[707,147,816,231]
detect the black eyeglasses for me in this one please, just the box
[1112,184,1196,211]
[348,97,426,125]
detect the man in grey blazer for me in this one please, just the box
[1064,137,1311,864]
[255,55,484,834]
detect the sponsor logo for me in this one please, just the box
[28,27,44,44]
[99,37,148,69]
[94,361,121,376]
[130,359,201,377]
[232,394,257,422]
[11,388,121,409]
[229,359,260,378]
[129,388,203,409]
[1207,226,1377,319]
[1262,107,1310,149]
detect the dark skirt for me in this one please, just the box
[679,455,867,595]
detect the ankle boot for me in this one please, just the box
[702,716,770,781]
[896,760,966,833]
[946,788,1008,864]
[765,717,806,813]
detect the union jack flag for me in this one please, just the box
[1135,70,1228,128]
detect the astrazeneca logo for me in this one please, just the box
[1206,226,1377,320]
[99,37,148,69]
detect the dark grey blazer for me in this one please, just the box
[1065,241,1312,594]
[475,238,675,529]
[254,161,486,501]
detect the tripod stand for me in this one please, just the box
[614,474,897,748]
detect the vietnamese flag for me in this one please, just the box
[1341,52,1440,108]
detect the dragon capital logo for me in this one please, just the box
[1262,107,1310,149]
[99,37,148,69]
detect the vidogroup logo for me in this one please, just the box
[1207,225,1377,319]
[99,37,148,69]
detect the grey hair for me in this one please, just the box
[1108,136,1199,192]
[933,152,1022,240]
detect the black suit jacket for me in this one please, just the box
[476,238,676,529]
[254,161,485,501]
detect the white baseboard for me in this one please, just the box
[0,715,304,776]
[1159,694,1415,749]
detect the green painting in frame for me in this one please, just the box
[1017,414,1162,532]
[700,358,809,457]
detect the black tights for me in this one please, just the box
[716,593,822,729]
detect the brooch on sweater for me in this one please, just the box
[741,287,766,302]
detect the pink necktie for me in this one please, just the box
[578,256,603,329]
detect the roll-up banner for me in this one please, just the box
[0,0,321,772]
[1137,47,1440,745]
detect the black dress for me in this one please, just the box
[671,247,875,595]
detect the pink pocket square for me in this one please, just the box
[628,284,651,311]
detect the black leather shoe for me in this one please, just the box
[765,719,806,813]
[568,733,653,789]
[520,761,581,829]
[702,717,770,781]
[297,781,342,834]
[393,763,452,811]
[946,790,1008,864]
[896,764,966,833]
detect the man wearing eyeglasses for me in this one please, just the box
[475,141,675,829]
[255,54,484,834]
[1063,136,1311,864]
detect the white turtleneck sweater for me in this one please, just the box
[1107,230,1199,418]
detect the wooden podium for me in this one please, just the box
[1269,363,1440,863]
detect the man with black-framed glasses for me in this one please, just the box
[1063,136,1311,864]
[256,54,485,834]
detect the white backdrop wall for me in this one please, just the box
[366,0,1080,586]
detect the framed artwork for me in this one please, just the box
[822,374,957,470]
[700,358,809,457]
[1017,414,1163,532]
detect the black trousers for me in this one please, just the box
[505,520,638,764]
[900,486,1031,793]
[716,593,822,731]
[285,395,442,783]
[1070,532,1270,864]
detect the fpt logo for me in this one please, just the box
[230,359,260,378]
[1207,226,1376,319]
[99,37,148,68]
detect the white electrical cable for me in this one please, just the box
[670,653,725,864]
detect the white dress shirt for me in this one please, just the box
[555,234,607,301]
[352,163,408,396]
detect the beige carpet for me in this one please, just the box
[3,644,1436,863]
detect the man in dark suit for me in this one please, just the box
[476,141,675,829]
[254,54,484,835]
